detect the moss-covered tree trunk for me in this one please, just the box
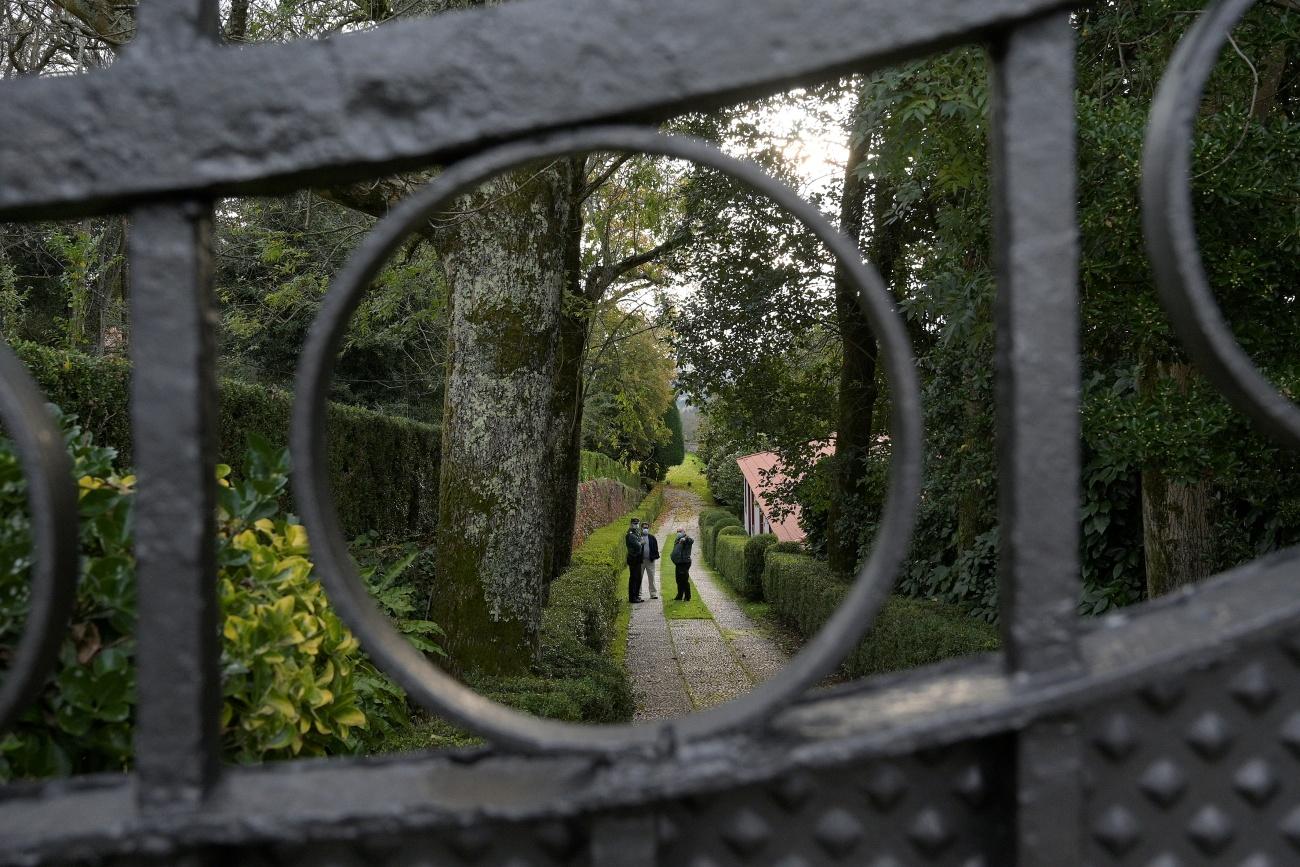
[432,162,577,675]
[1139,359,1217,597]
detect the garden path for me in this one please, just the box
[627,487,788,721]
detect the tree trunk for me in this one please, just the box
[827,126,892,575]
[545,158,591,589]
[1140,359,1217,597]
[432,162,577,675]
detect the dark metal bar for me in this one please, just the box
[990,13,1084,864]
[132,0,219,50]
[0,0,1075,220]
[1014,719,1082,863]
[989,11,1082,679]
[127,0,223,814]
[128,200,221,809]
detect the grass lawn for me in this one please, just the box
[656,553,713,619]
[663,593,713,619]
[664,453,714,504]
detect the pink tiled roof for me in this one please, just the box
[735,443,835,543]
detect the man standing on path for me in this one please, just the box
[670,528,694,601]
[626,517,645,603]
[640,524,660,599]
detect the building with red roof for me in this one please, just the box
[735,443,835,543]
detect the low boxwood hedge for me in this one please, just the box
[715,532,776,599]
[700,508,742,564]
[761,552,1000,678]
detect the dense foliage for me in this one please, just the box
[761,552,1001,677]
[686,3,1299,620]
[0,421,420,780]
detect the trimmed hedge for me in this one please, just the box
[715,532,776,599]
[16,340,439,540]
[17,341,647,542]
[579,450,643,490]
[699,507,742,564]
[762,552,1000,678]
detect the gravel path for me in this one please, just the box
[627,487,789,721]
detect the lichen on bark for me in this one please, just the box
[431,161,578,675]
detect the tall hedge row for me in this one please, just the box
[579,450,642,489]
[16,341,646,541]
[16,341,439,540]
[761,552,1000,678]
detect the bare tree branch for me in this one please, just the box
[583,230,692,300]
[579,154,634,203]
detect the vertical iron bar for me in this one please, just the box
[990,10,1082,680]
[128,0,223,816]
[130,200,221,809]
[990,12,1084,865]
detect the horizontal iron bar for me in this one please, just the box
[0,0,1074,220]
[3,545,1300,864]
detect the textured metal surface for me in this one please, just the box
[1084,634,1300,865]
[0,0,1076,220]
[291,126,922,753]
[128,200,223,809]
[0,0,1294,863]
[656,743,1011,865]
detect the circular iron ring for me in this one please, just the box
[292,126,923,753]
[0,341,79,731]
[1142,0,1298,446]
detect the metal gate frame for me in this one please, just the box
[2,0,1296,864]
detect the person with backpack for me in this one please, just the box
[669,528,694,601]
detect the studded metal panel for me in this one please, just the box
[1085,634,1300,865]
[656,743,1011,866]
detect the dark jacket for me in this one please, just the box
[625,527,643,564]
[670,535,694,565]
[642,532,660,562]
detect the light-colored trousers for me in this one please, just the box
[641,558,658,597]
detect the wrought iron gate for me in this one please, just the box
[1,0,1295,863]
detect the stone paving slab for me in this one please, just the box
[688,560,788,685]
[668,618,750,709]
[627,558,691,722]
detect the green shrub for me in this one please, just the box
[770,540,806,555]
[705,448,746,508]
[699,508,742,564]
[0,421,419,780]
[15,340,440,540]
[761,552,1000,678]
[715,532,776,599]
[579,450,642,490]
